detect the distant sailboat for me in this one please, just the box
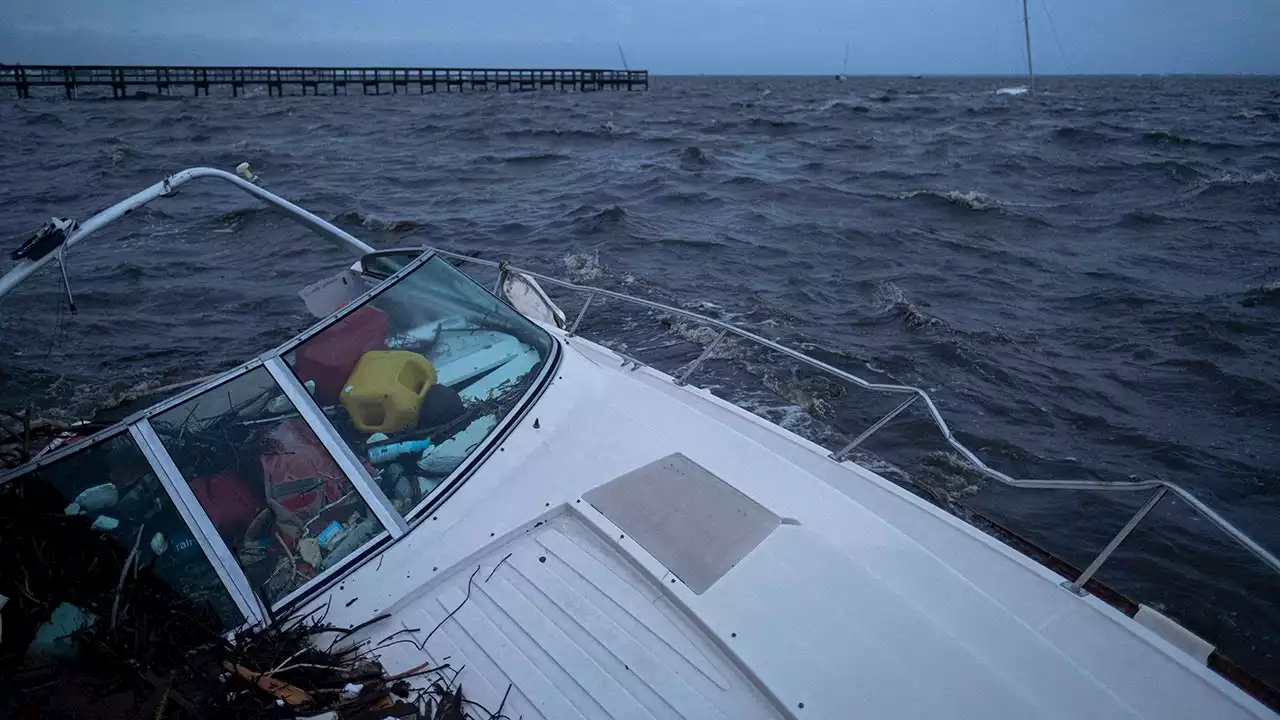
[836,43,849,81]
[997,0,1035,95]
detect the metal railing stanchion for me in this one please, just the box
[830,395,919,462]
[567,292,595,337]
[674,329,727,386]
[1065,487,1168,595]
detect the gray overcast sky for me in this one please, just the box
[2,0,1277,74]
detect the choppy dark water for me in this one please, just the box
[2,75,1280,682]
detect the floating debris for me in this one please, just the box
[73,483,119,512]
[90,515,120,531]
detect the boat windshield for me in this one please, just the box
[282,254,555,520]
[0,251,557,630]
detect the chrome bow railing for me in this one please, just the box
[0,166,373,303]
[432,247,1280,597]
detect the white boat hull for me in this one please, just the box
[302,328,1274,719]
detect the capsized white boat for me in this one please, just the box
[2,167,1278,719]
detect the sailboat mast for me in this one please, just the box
[1021,0,1035,94]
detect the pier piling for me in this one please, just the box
[1,65,649,99]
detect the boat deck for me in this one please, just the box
[313,331,1271,719]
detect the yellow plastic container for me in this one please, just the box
[340,351,438,433]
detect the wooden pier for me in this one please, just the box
[0,65,650,99]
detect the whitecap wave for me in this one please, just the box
[995,85,1030,96]
[873,280,908,312]
[734,397,836,447]
[814,97,862,113]
[561,249,603,282]
[664,317,743,362]
[1231,108,1277,121]
[874,280,942,330]
[334,210,420,232]
[912,451,990,510]
[898,189,1002,211]
[760,373,837,420]
[1202,170,1280,186]
[106,144,137,167]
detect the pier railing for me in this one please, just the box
[0,65,649,98]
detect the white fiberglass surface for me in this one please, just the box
[367,512,783,720]
[315,337,1273,720]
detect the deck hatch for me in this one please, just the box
[584,453,779,594]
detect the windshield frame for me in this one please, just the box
[0,247,562,620]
